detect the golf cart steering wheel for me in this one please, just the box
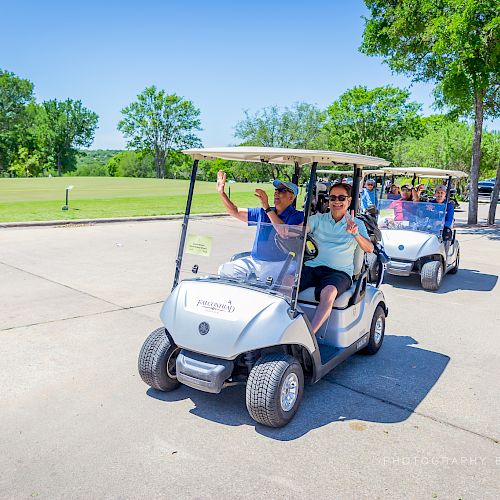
[274,228,319,262]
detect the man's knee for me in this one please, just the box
[320,285,338,305]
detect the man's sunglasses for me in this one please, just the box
[328,194,349,201]
[275,187,293,194]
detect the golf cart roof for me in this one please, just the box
[183,147,391,167]
[382,167,467,178]
[316,169,383,176]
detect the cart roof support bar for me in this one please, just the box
[173,159,198,289]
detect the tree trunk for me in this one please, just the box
[154,151,166,179]
[57,152,62,177]
[487,164,500,225]
[467,91,484,225]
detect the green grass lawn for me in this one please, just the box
[0,177,296,222]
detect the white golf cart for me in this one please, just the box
[138,147,390,427]
[377,167,467,291]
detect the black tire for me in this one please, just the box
[448,249,460,275]
[420,260,443,291]
[360,305,385,355]
[246,353,304,428]
[366,252,379,283]
[138,328,180,391]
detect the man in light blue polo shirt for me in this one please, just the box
[300,182,374,334]
[216,170,304,281]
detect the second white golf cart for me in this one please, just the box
[378,167,466,290]
[138,147,390,427]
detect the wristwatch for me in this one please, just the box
[265,207,275,214]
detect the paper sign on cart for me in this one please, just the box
[185,234,213,256]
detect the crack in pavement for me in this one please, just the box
[323,378,498,444]
[1,259,127,309]
[0,300,164,333]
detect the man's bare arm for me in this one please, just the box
[217,170,248,222]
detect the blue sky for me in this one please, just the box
[2,0,495,149]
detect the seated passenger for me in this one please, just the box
[360,179,378,210]
[389,184,414,221]
[430,185,454,228]
[216,170,304,282]
[299,183,374,335]
[387,184,401,200]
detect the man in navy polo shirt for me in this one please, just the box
[217,170,304,282]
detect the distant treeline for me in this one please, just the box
[1,68,498,184]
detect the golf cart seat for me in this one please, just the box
[298,245,367,309]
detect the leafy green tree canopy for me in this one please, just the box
[321,85,423,159]
[37,99,98,176]
[118,86,202,179]
[234,102,324,180]
[0,70,35,172]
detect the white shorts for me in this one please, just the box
[218,256,293,283]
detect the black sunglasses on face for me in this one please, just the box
[328,194,348,201]
[275,187,292,194]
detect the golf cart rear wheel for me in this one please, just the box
[448,249,460,275]
[246,353,304,428]
[361,305,385,355]
[138,328,180,392]
[421,260,443,291]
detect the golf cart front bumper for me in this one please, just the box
[386,260,414,276]
[176,350,233,394]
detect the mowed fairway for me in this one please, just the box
[0,177,281,222]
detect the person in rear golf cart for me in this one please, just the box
[216,170,304,282]
[299,182,374,334]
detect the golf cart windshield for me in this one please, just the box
[179,217,306,301]
[377,199,446,235]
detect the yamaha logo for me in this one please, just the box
[198,322,210,335]
[398,244,404,251]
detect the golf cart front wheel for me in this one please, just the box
[246,353,304,428]
[421,260,443,291]
[138,327,180,392]
[361,305,386,355]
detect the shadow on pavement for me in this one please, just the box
[147,334,449,441]
[385,268,497,293]
[457,226,500,241]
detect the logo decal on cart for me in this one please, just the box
[198,322,210,335]
[196,299,235,314]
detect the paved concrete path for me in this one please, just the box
[1,207,499,499]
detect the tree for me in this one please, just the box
[36,99,98,176]
[320,85,423,159]
[361,0,500,224]
[0,70,35,174]
[234,102,324,180]
[118,86,202,179]
[392,117,473,172]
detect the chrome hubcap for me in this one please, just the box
[374,317,384,344]
[166,348,180,379]
[280,373,299,412]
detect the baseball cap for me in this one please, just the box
[366,179,375,185]
[435,185,447,192]
[273,179,299,197]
